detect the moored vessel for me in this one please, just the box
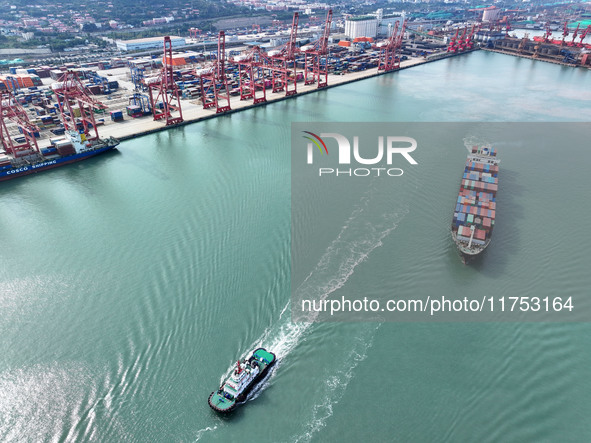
[0,130,119,181]
[1,72,119,182]
[451,145,500,263]
[208,348,276,413]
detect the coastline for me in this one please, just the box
[57,50,479,146]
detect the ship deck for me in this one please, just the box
[253,348,276,366]
[209,392,235,411]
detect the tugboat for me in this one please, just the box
[208,348,276,413]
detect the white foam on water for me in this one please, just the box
[291,324,381,443]
[245,196,407,362]
[463,135,485,152]
[293,205,408,323]
[195,425,219,441]
[212,192,407,441]
[243,365,276,402]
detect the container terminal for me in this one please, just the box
[1,9,590,167]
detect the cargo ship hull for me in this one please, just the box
[451,230,491,263]
[451,146,500,263]
[0,142,118,182]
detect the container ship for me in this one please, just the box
[0,130,119,181]
[1,71,121,182]
[208,348,276,413]
[451,146,500,262]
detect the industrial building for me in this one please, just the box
[116,36,186,52]
[345,16,378,39]
[482,7,501,23]
[474,30,505,43]
[377,14,405,37]
[345,11,405,39]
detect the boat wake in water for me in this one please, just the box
[241,364,276,403]
[463,135,488,152]
[291,323,381,443]
[204,190,408,441]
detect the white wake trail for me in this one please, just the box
[210,192,408,443]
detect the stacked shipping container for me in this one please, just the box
[452,146,499,246]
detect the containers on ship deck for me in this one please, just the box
[0,154,12,166]
[41,147,58,156]
[457,235,485,245]
[54,140,75,156]
[458,225,470,237]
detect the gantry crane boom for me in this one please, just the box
[0,89,41,157]
[52,71,107,141]
[148,36,184,125]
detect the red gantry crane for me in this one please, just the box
[447,27,460,52]
[52,71,108,141]
[301,9,332,88]
[263,12,300,96]
[543,24,553,43]
[456,27,468,51]
[147,36,183,126]
[503,18,512,37]
[459,24,478,51]
[230,46,269,104]
[577,25,591,47]
[561,21,569,45]
[197,30,231,113]
[378,19,406,71]
[0,88,40,158]
[570,23,580,46]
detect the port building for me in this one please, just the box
[116,36,186,52]
[345,12,405,39]
[482,7,501,22]
[345,16,378,39]
[377,14,404,37]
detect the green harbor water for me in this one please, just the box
[1,51,590,442]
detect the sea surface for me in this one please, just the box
[1,51,590,442]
